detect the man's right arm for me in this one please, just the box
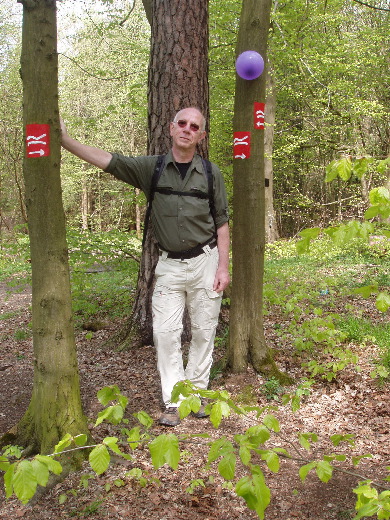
[60,118,112,170]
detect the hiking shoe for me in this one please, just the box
[158,407,180,427]
[192,399,210,419]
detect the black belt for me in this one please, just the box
[160,239,217,260]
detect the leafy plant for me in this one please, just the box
[1,382,389,520]
[261,377,282,401]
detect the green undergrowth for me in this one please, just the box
[1,229,389,375]
[0,229,141,328]
[263,236,390,380]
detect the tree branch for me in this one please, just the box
[58,53,135,81]
[351,0,390,11]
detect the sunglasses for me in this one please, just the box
[174,119,201,132]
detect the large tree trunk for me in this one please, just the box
[4,0,89,455]
[115,0,209,348]
[227,0,289,382]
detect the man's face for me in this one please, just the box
[170,108,206,152]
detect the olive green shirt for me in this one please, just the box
[105,150,229,252]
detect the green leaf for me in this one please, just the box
[352,284,378,298]
[316,460,333,482]
[89,444,110,475]
[299,227,321,240]
[209,401,230,428]
[103,437,132,461]
[377,158,390,175]
[260,451,280,473]
[97,385,121,406]
[263,414,280,433]
[326,157,353,182]
[299,462,317,482]
[296,237,311,254]
[218,453,236,480]
[170,380,189,403]
[74,434,88,447]
[54,433,72,453]
[298,432,318,450]
[13,460,37,504]
[338,157,353,181]
[103,437,122,455]
[4,464,15,499]
[149,434,180,470]
[35,455,62,475]
[376,292,390,313]
[236,476,257,509]
[330,434,355,447]
[31,459,50,488]
[95,404,124,426]
[352,157,372,179]
[133,410,153,428]
[127,426,141,450]
[325,160,339,183]
[239,445,251,466]
[364,205,379,219]
[245,425,271,446]
[369,186,390,205]
[353,501,379,519]
[0,455,10,472]
[179,395,200,418]
[236,470,271,519]
[208,438,233,463]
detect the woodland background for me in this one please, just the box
[0,1,389,519]
[1,0,389,239]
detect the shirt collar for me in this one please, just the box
[165,150,203,172]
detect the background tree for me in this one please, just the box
[2,0,89,456]
[0,0,25,233]
[227,0,287,380]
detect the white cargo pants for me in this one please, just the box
[152,245,222,407]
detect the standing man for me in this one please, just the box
[60,107,230,426]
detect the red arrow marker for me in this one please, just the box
[233,131,251,159]
[26,124,50,158]
[254,102,265,129]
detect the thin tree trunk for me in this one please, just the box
[264,70,279,243]
[227,0,290,383]
[4,0,89,455]
[81,166,91,231]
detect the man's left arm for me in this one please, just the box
[213,222,230,292]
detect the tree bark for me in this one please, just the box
[227,0,290,383]
[115,0,209,348]
[5,0,89,455]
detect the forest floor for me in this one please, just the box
[0,281,389,520]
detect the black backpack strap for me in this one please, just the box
[201,158,217,234]
[142,154,165,247]
[142,154,216,247]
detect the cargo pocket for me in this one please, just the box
[190,288,222,329]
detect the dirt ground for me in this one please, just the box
[0,282,389,520]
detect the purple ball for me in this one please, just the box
[235,51,264,80]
